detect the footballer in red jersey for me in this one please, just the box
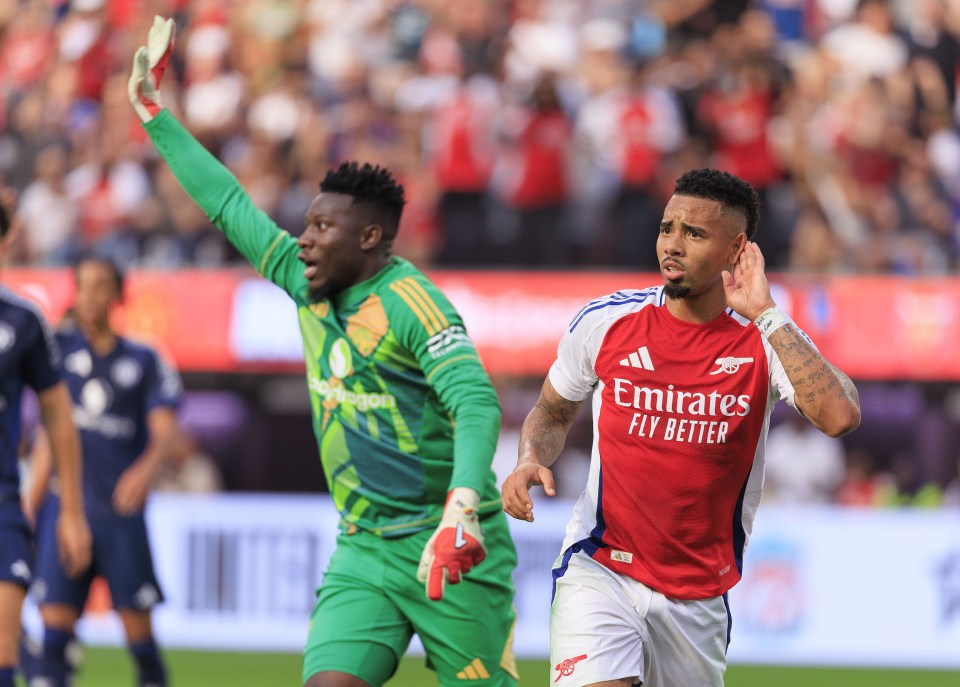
[503,169,861,687]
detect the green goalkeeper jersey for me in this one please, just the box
[145,110,502,537]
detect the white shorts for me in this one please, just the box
[550,548,729,687]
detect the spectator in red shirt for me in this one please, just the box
[427,71,499,265]
[491,74,572,266]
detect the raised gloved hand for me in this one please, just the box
[417,487,486,601]
[128,16,175,123]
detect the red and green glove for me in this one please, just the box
[417,487,486,601]
[128,16,175,123]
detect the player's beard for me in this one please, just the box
[307,276,349,303]
[308,283,334,302]
[663,281,690,299]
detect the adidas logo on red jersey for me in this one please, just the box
[619,346,654,370]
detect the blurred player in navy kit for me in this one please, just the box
[24,256,182,687]
[0,198,90,687]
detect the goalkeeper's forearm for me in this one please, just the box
[449,400,500,493]
[143,109,285,268]
[432,361,501,494]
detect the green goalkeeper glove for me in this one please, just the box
[417,487,486,601]
[128,16,175,123]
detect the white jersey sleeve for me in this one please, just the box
[548,323,599,402]
[548,288,662,402]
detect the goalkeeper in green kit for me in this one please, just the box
[129,18,517,687]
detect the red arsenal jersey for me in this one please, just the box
[550,287,804,599]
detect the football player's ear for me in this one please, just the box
[728,233,747,266]
[360,224,383,251]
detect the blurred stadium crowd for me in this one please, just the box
[2,0,960,272]
[3,0,960,508]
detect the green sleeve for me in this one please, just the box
[436,357,501,495]
[390,275,501,495]
[143,109,307,300]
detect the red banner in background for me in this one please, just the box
[435,272,639,375]
[5,268,959,380]
[5,269,240,372]
[825,278,960,380]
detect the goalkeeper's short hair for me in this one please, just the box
[321,162,407,239]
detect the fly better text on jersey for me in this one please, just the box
[613,377,754,446]
[627,412,729,444]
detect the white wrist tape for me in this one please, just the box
[753,306,791,339]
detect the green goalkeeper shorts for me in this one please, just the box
[302,510,518,687]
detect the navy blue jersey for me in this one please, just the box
[0,287,62,502]
[56,328,182,512]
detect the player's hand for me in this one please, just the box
[417,487,486,601]
[21,489,44,529]
[128,15,175,122]
[722,241,776,322]
[56,507,92,578]
[113,461,153,515]
[501,462,555,522]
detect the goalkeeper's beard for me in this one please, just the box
[308,283,335,302]
[307,277,347,303]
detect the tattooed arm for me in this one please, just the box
[766,324,860,436]
[723,242,860,438]
[501,377,583,522]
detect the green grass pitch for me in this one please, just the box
[60,648,960,686]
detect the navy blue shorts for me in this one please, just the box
[33,494,163,611]
[0,499,33,588]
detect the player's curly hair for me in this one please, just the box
[673,169,761,239]
[320,162,406,239]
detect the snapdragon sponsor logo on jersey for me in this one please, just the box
[308,375,397,412]
[72,378,136,439]
[329,338,354,378]
[612,377,752,446]
[427,325,471,359]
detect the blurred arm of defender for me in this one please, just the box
[37,383,92,577]
[22,426,52,525]
[113,407,179,516]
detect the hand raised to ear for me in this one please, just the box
[721,241,776,322]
